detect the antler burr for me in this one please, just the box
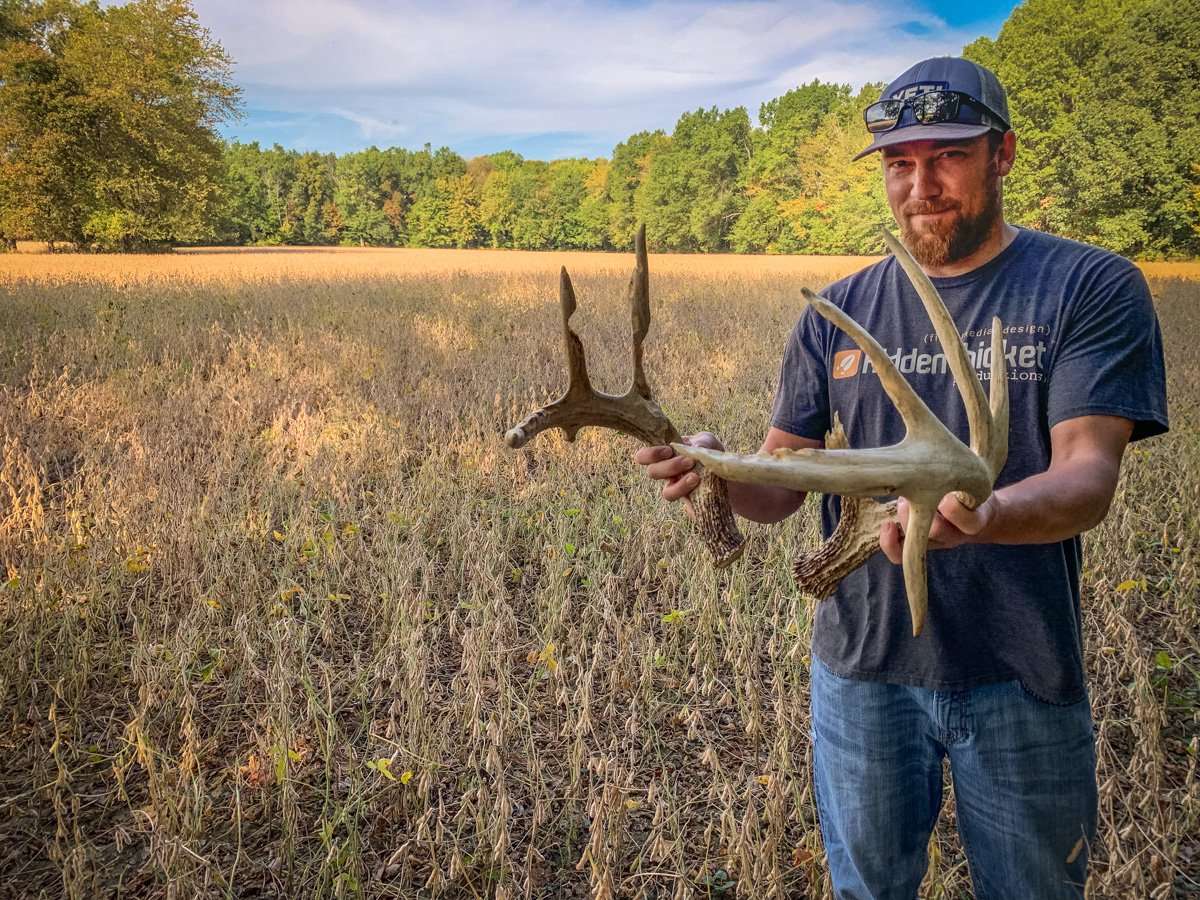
[505,225,745,567]
[674,228,1010,635]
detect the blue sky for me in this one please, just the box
[194,0,1021,160]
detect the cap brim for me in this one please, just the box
[852,123,993,162]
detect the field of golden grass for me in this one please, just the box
[4,243,1199,286]
[0,247,1197,899]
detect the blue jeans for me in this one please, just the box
[810,657,1097,900]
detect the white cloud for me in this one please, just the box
[192,0,995,155]
[327,107,411,141]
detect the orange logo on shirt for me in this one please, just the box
[833,349,863,379]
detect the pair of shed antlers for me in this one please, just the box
[505,226,1009,636]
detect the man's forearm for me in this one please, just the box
[973,455,1121,545]
[725,480,807,525]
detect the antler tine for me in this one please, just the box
[901,502,937,635]
[799,287,954,442]
[880,228,1001,502]
[984,317,1010,479]
[630,224,654,401]
[560,268,594,405]
[505,267,608,448]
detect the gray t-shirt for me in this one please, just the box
[770,226,1168,703]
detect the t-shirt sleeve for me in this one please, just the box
[769,306,831,440]
[1047,263,1169,442]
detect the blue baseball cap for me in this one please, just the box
[853,57,1011,161]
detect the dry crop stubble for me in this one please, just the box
[0,251,1196,900]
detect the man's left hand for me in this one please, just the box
[879,493,1000,565]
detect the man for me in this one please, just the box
[636,57,1168,898]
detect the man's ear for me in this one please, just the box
[996,130,1016,177]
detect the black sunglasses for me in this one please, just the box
[864,90,1010,134]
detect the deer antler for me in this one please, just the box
[505,225,745,567]
[792,413,899,598]
[674,228,1010,635]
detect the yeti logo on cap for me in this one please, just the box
[892,81,949,100]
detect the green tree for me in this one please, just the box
[782,88,892,255]
[408,174,481,247]
[1194,163,1200,240]
[732,80,855,253]
[965,0,1200,257]
[578,159,610,249]
[508,161,552,249]
[334,148,400,246]
[479,166,520,248]
[0,1,85,247]
[0,0,240,249]
[539,158,605,249]
[606,130,667,249]
[751,80,851,192]
[219,142,279,243]
[288,151,337,244]
[637,107,752,251]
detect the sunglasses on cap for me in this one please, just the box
[864,90,1010,134]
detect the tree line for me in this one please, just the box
[1,0,1197,257]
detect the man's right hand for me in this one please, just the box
[634,431,725,503]
[636,427,816,524]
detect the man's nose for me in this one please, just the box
[912,161,942,200]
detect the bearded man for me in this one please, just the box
[637,57,1168,898]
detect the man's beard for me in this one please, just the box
[900,174,1002,268]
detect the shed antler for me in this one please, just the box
[674,228,1010,635]
[505,225,745,567]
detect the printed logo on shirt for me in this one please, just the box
[833,325,1053,384]
[833,349,863,379]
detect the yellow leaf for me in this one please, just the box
[280,586,302,601]
[400,770,414,785]
[370,757,396,781]
[204,597,221,609]
[756,774,771,786]
[1115,579,1143,593]
[272,530,285,542]
[534,641,558,673]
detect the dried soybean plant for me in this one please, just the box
[508,225,1010,637]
